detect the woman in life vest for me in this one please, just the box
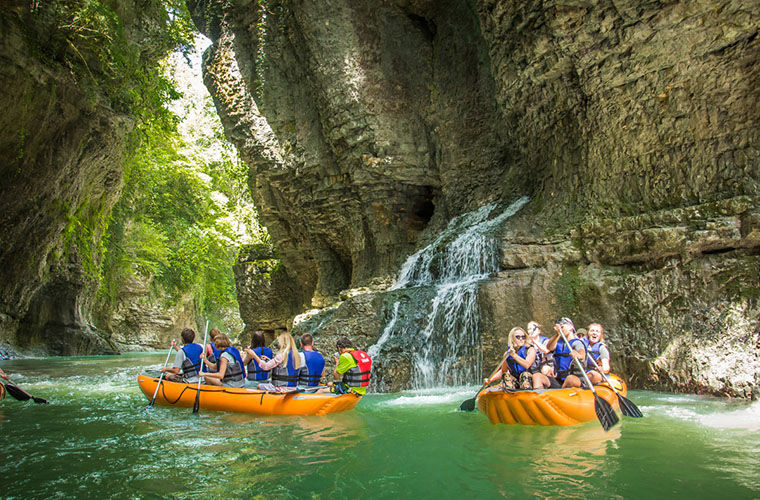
[242,330,274,387]
[200,333,245,388]
[584,323,611,384]
[245,332,302,390]
[527,321,551,364]
[160,328,202,383]
[204,328,221,373]
[483,327,537,390]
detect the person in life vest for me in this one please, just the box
[534,317,587,389]
[160,328,203,383]
[483,327,537,390]
[245,331,302,391]
[200,332,246,388]
[527,321,551,366]
[317,337,371,395]
[583,323,611,385]
[242,330,274,387]
[527,320,561,388]
[204,328,222,373]
[297,333,325,388]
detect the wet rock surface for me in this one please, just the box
[0,3,176,355]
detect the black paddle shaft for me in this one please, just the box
[556,327,618,431]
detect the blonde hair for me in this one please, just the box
[214,332,231,349]
[276,332,301,370]
[508,327,532,349]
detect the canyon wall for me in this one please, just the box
[194,0,759,396]
[0,2,187,355]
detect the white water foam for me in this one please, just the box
[644,399,760,432]
[382,387,474,407]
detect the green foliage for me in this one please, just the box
[31,0,193,130]
[98,52,269,324]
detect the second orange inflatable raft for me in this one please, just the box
[476,374,628,426]
[138,374,361,416]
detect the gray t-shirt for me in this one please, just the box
[597,344,610,361]
[220,351,244,388]
[172,344,200,383]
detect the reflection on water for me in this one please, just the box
[0,355,759,499]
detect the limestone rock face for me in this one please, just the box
[100,274,198,352]
[193,0,760,396]
[0,3,174,355]
[233,243,310,335]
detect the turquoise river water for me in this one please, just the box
[0,353,758,499]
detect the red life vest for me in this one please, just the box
[342,349,372,387]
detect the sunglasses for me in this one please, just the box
[515,335,526,339]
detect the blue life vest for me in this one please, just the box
[298,350,326,387]
[246,347,274,381]
[180,343,203,378]
[506,345,536,377]
[271,350,299,387]
[220,346,245,383]
[206,342,222,373]
[583,339,607,370]
[553,338,586,379]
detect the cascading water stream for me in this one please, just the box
[370,196,529,388]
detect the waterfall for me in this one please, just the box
[369,196,529,388]
[368,301,400,359]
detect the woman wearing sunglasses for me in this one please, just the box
[483,326,537,389]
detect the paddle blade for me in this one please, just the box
[192,390,200,414]
[594,394,619,431]
[5,383,31,402]
[459,396,477,412]
[618,394,643,418]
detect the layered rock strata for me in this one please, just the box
[0,2,181,355]
[193,0,759,396]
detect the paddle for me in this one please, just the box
[585,352,643,418]
[192,320,210,414]
[148,339,176,408]
[557,328,618,431]
[1,379,49,404]
[459,362,505,412]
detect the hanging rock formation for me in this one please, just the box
[192,0,759,396]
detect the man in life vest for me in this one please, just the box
[298,333,325,388]
[160,327,203,383]
[318,337,371,395]
[534,317,587,389]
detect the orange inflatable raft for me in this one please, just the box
[137,374,361,416]
[476,374,628,426]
